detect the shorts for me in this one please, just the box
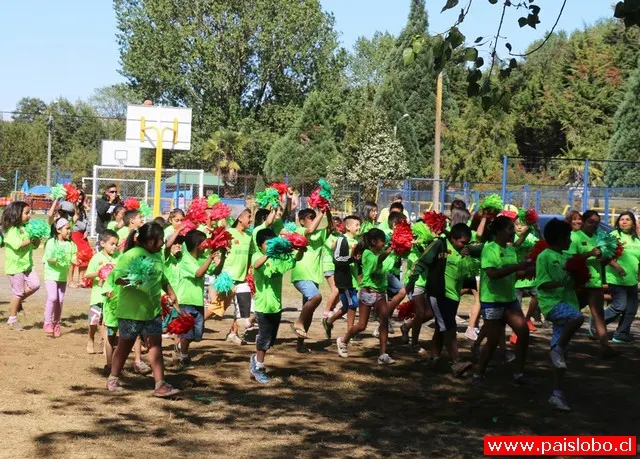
[430,297,460,332]
[119,316,163,341]
[339,288,359,312]
[8,270,40,298]
[411,285,426,297]
[546,303,584,349]
[481,301,520,321]
[516,287,538,305]
[293,280,320,304]
[89,304,103,326]
[387,273,403,297]
[255,311,281,351]
[359,288,385,307]
[106,326,118,337]
[177,305,205,342]
[235,292,252,319]
[324,271,334,278]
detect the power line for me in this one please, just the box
[0,110,125,122]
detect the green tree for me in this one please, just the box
[12,97,47,123]
[346,32,396,88]
[203,130,248,195]
[607,60,640,187]
[0,121,48,185]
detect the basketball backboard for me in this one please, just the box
[101,140,141,167]
[125,104,192,150]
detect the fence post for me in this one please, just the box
[14,170,18,192]
[523,184,529,208]
[285,173,289,185]
[474,191,479,209]
[198,170,204,199]
[406,179,413,215]
[501,155,508,204]
[463,181,469,205]
[176,169,181,203]
[582,159,590,212]
[568,189,574,212]
[535,191,541,213]
[440,179,446,212]
[90,165,98,238]
[604,188,610,224]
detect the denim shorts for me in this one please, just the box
[481,301,520,321]
[324,271,334,278]
[293,280,320,304]
[255,312,281,351]
[387,273,403,296]
[546,302,584,349]
[339,289,359,312]
[119,316,163,340]
[359,288,385,307]
[516,287,538,304]
[177,305,205,342]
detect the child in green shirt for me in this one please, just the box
[84,229,119,354]
[175,230,226,370]
[2,201,41,331]
[107,222,180,398]
[250,228,302,384]
[536,218,585,412]
[321,216,344,319]
[43,217,77,338]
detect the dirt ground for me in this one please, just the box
[1,249,639,459]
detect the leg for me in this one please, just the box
[376,298,390,356]
[603,285,626,326]
[54,282,66,324]
[525,296,539,322]
[105,331,118,368]
[109,337,136,378]
[134,337,143,364]
[476,319,503,375]
[144,335,165,384]
[23,270,41,299]
[344,303,371,343]
[587,288,613,351]
[411,293,433,346]
[504,306,530,375]
[323,275,339,314]
[43,280,58,328]
[293,281,322,341]
[465,288,481,339]
[613,286,638,340]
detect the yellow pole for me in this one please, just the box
[153,132,164,217]
[433,72,443,212]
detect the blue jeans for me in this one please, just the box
[546,302,584,349]
[177,305,205,342]
[481,301,520,321]
[604,284,638,338]
[387,273,403,297]
[293,280,320,305]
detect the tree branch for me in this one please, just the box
[488,1,508,78]
[510,0,568,57]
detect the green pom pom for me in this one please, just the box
[480,194,504,212]
[25,219,50,239]
[317,179,333,200]
[207,194,221,207]
[596,230,618,259]
[517,209,526,223]
[50,184,67,200]
[256,188,280,209]
[51,245,70,267]
[266,237,293,260]
[123,257,159,286]
[213,272,234,293]
[411,222,433,245]
[458,257,480,279]
[139,202,152,218]
[284,222,297,233]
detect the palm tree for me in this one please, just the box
[203,130,247,196]
[557,146,604,187]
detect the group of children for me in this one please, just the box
[2,188,637,409]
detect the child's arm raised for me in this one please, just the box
[253,254,269,271]
[265,208,277,227]
[326,208,334,234]
[47,199,59,225]
[306,209,325,235]
[282,188,294,221]
[165,223,183,248]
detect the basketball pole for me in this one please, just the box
[141,117,179,216]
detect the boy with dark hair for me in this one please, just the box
[118,209,143,251]
[536,218,585,411]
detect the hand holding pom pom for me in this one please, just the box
[480,194,503,213]
[391,221,413,256]
[186,197,209,224]
[207,194,221,207]
[124,197,140,210]
[213,272,234,294]
[596,231,621,259]
[397,300,415,320]
[25,219,50,240]
[179,219,198,236]
[50,184,67,201]
[565,254,591,288]
[63,183,80,204]
[167,312,195,335]
[266,237,294,260]
[245,272,256,295]
[201,227,234,251]
[256,188,281,209]
[283,221,297,233]
[139,202,152,218]
[270,182,289,196]
[98,263,115,281]
[282,232,309,250]
[317,179,333,200]
[308,188,330,212]
[411,222,434,246]
[209,203,231,221]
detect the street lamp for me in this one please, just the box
[394,113,410,138]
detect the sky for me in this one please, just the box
[0,0,614,113]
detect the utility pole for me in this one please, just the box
[46,114,53,187]
[433,72,443,212]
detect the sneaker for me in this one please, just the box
[411,345,427,357]
[153,382,181,398]
[7,320,23,331]
[373,326,380,339]
[455,315,467,325]
[133,361,152,376]
[226,333,246,345]
[336,337,348,358]
[44,323,54,336]
[296,344,312,354]
[178,357,195,370]
[527,320,537,332]
[512,374,535,389]
[388,321,395,335]
[425,356,441,369]
[587,320,597,340]
[548,393,571,412]
[250,353,257,372]
[250,365,270,384]
[503,350,516,363]
[106,378,123,392]
[322,318,333,339]
[451,360,473,377]
[377,353,395,365]
[53,323,62,338]
[612,333,635,344]
[400,322,410,345]
[464,327,478,341]
[550,346,567,369]
[509,334,518,345]
[471,373,487,388]
[245,321,259,332]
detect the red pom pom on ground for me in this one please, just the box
[397,300,415,320]
[282,232,309,250]
[423,211,449,235]
[98,263,115,281]
[391,220,413,256]
[63,183,80,204]
[166,312,195,335]
[201,226,234,251]
[209,203,231,221]
[308,188,330,212]
[124,197,140,210]
[565,254,591,288]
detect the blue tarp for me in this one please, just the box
[27,185,51,195]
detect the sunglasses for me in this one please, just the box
[106,190,117,194]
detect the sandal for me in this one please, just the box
[291,324,308,339]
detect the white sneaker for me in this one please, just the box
[387,321,395,335]
[226,333,245,345]
[373,326,380,339]
[550,347,567,369]
[548,393,571,412]
[377,353,395,365]
[336,337,348,358]
[464,327,478,341]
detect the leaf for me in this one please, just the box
[509,58,518,69]
[499,68,512,80]
[529,4,541,15]
[480,78,491,96]
[614,2,625,19]
[505,42,512,52]
[527,13,540,28]
[441,0,459,12]
[474,36,484,43]
[402,48,415,66]
[412,36,425,54]
[481,96,493,111]
[467,82,481,97]
[475,57,484,67]
[463,47,478,61]
[466,68,482,83]
[446,26,465,49]
[518,17,528,27]
[488,0,498,3]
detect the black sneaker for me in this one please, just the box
[179,357,195,370]
[322,318,333,339]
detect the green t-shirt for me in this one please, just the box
[290,228,327,285]
[177,250,206,307]
[606,231,640,286]
[252,252,296,313]
[251,223,267,256]
[569,230,602,288]
[322,234,339,273]
[380,226,400,275]
[102,271,120,328]
[164,225,175,241]
[113,247,164,321]
[346,234,360,288]
[443,239,464,302]
[535,248,578,316]
[272,218,284,237]
[43,238,77,282]
[360,220,375,236]
[360,249,388,292]
[406,246,427,288]
[480,241,518,303]
[223,228,251,282]
[514,232,538,289]
[3,226,33,274]
[87,250,117,305]
[164,252,180,287]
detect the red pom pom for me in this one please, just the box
[527,240,549,266]
[246,272,256,295]
[186,198,209,225]
[499,210,518,221]
[397,300,415,320]
[525,209,539,225]
[76,247,94,265]
[334,221,346,234]
[308,188,330,212]
[161,294,173,318]
[201,226,234,251]
[423,211,449,235]
[124,197,140,211]
[98,263,115,281]
[282,232,309,250]
[565,254,591,288]
[179,219,198,236]
[166,312,195,335]
[270,183,289,195]
[391,220,413,256]
[209,203,231,221]
[81,277,93,288]
[614,241,624,260]
[63,183,80,204]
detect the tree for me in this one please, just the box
[203,130,248,196]
[12,97,47,123]
[346,32,396,88]
[0,121,48,185]
[606,59,640,187]
[89,84,140,118]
